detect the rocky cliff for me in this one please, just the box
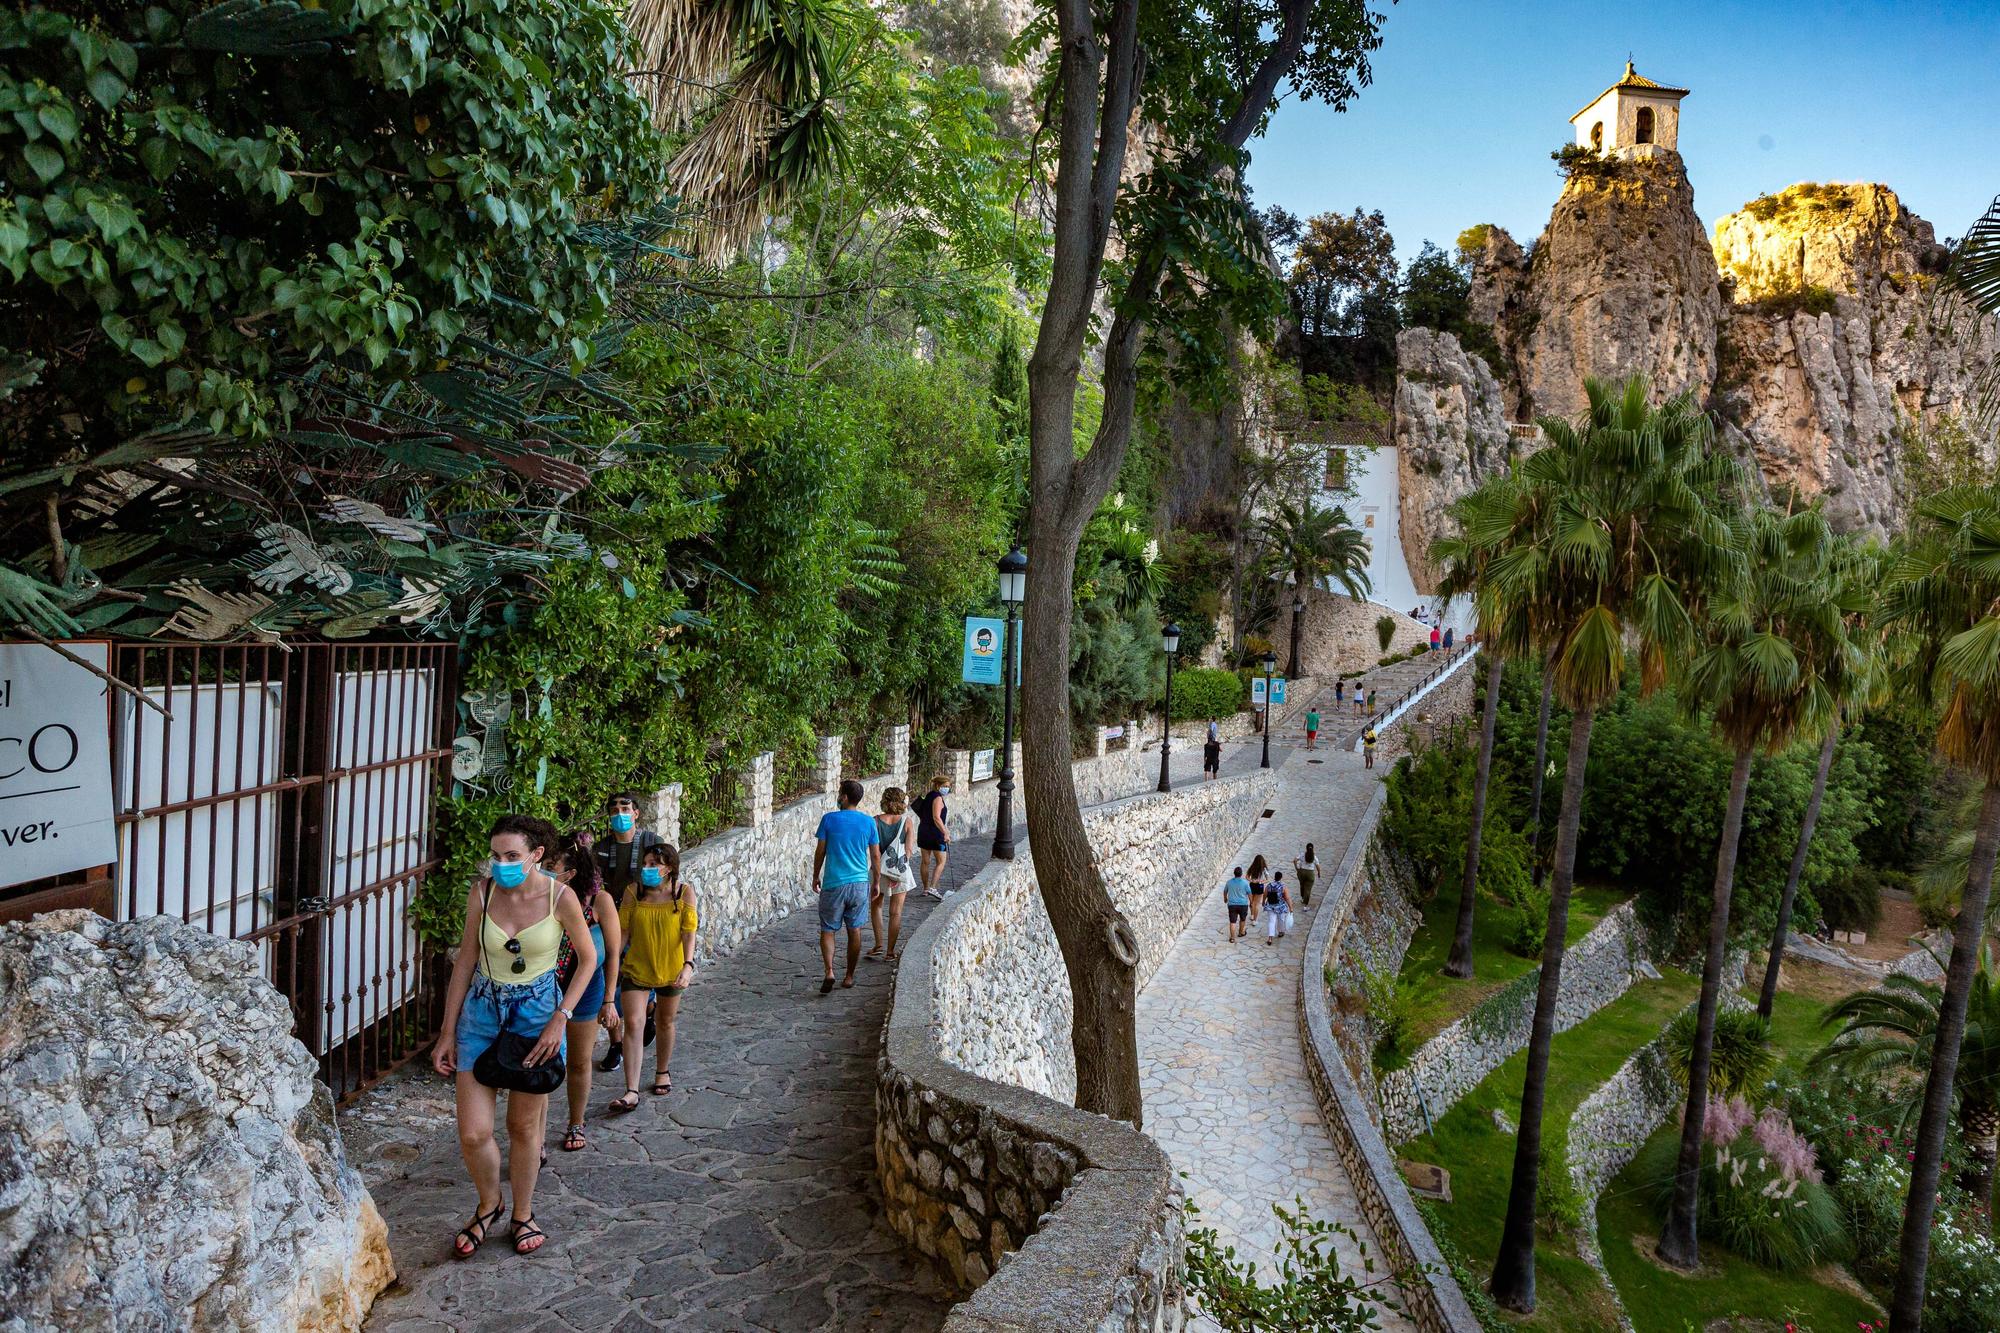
[1711,182,2000,533]
[1393,327,1517,589]
[1395,161,2000,579]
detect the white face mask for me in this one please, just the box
[939,785,951,796]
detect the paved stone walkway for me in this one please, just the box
[1137,696,1417,1329]
[348,883,961,1333]
[343,741,1262,1331]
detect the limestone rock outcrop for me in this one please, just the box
[0,911,393,1331]
[1392,327,1517,590]
[1710,183,2000,534]
[1497,154,1722,422]
[1407,167,2000,559]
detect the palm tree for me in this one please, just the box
[1483,378,1742,1313]
[1433,474,1539,979]
[1813,945,2000,1224]
[1757,539,1885,1022]
[624,0,857,257]
[1259,500,1370,677]
[1881,478,2000,1321]
[1658,506,1859,1270]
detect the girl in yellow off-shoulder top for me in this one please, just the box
[608,842,698,1109]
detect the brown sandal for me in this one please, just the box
[609,1089,640,1113]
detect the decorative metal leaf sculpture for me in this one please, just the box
[249,523,354,596]
[161,580,293,643]
[0,563,83,637]
[321,495,433,541]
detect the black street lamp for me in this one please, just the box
[1157,623,1181,793]
[992,548,1027,861]
[1259,649,1277,770]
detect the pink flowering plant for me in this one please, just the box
[1668,1093,1846,1271]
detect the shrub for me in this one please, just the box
[1183,1197,1402,1331]
[1536,1149,1584,1238]
[1915,877,1960,930]
[1818,866,1889,934]
[1657,1095,1848,1271]
[1361,963,1414,1070]
[1663,1008,1777,1099]
[1171,666,1247,722]
[1551,141,1612,179]
[1375,614,1397,651]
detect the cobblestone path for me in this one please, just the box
[1137,733,1418,1330]
[345,736,1269,1331]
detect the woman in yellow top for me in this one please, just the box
[432,814,596,1260]
[608,842,698,1110]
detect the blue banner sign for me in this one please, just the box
[961,617,1006,685]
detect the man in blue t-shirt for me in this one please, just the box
[1223,867,1252,942]
[813,778,881,995]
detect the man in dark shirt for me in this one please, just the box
[592,791,663,1071]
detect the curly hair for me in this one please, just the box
[489,813,558,858]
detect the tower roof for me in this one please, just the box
[1570,60,1690,121]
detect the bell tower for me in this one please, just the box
[1570,60,1688,160]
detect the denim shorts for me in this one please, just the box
[456,970,565,1070]
[571,925,607,1021]
[818,880,869,931]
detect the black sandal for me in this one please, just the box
[609,1089,640,1113]
[510,1214,546,1255]
[453,1201,504,1260]
[650,1074,673,1095]
[561,1124,587,1151]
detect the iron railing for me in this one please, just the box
[110,641,454,1103]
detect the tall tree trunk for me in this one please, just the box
[1890,779,2000,1325]
[1962,1098,1997,1229]
[1289,579,1306,678]
[1528,665,1554,887]
[1658,745,1756,1270]
[1446,650,1504,979]
[1490,705,1596,1313]
[1758,723,1838,1021]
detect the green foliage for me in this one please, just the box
[1374,613,1397,651]
[1362,961,1414,1070]
[1653,1113,1848,1272]
[1182,1196,1400,1331]
[1662,1008,1777,1098]
[1536,1148,1584,1238]
[1550,141,1611,179]
[1572,672,1884,952]
[1,0,666,446]
[1738,276,1839,319]
[1817,866,1892,933]
[1171,667,1246,722]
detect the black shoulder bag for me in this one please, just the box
[471,879,567,1095]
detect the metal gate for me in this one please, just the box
[110,641,455,1102]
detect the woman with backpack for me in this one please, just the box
[432,814,596,1259]
[917,773,952,900]
[1264,872,1294,943]
[870,786,918,961]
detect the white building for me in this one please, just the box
[1319,441,1471,634]
[1570,60,1688,160]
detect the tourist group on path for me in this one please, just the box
[1222,844,1317,944]
[429,775,958,1261]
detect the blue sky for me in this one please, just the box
[1245,0,2000,265]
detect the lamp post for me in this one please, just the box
[1157,623,1181,793]
[992,548,1027,861]
[1259,650,1277,770]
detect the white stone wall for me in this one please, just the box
[930,773,1278,1100]
[1376,900,1659,1146]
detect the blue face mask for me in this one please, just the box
[640,866,665,888]
[610,812,635,833]
[491,859,530,889]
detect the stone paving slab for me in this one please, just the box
[1137,708,1416,1329]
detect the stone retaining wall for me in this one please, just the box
[1297,784,1485,1333]
[1377,900,1660,1145]
[877,770,1276,1328]
[666,725,1167,963]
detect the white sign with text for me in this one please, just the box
[0,643,116,889]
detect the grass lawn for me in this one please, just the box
[1398,967,1699,1331]
[1594,983,1883,1333]
[1393,880,1627,1054]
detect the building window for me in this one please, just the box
[1590,121,1604,151]
[1324,448,1348,492]
[1636,106,1655,144]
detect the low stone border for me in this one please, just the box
[877,771,1276,1332]
[1379,900,1660,1145]
[1297,783,1485,1333]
